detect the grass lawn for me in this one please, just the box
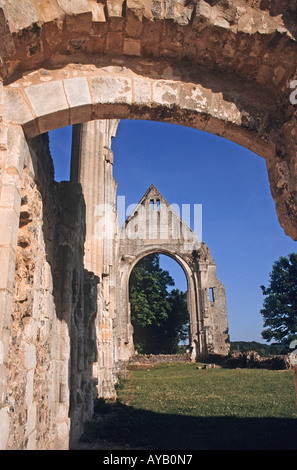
[80,362,297,450]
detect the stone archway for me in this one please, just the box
[0,0,296,451]
[116,184,229,363]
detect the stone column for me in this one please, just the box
[72,119,119,398]
[72,120,119,275]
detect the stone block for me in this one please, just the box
[22,119,40,139]
[152,80,180,106]
[151,0,165,19]
[0,291,13,331]
[24,81,69,133]
[164,0,194,25]
[213,94,242,125]
[24,317,38,342]
[194,0,212,20]
[106,0,124,18]
[123,38,141,56]
[0,363,7,407]
[126,0,145,16]
[0,406,9,450]
[6,0,39,32]
[35,0,63,23]
[5,125,28,176]
[27,430,37,450]
[25,369,34,407]
[125,0,144,37]
[0,0,8,34]
[24,80,68,118]
[0,123,8,151]
[86,0,105,22]
[2,88,35,126]
[0,340,3,367]
[89,75,132,105]
[43,262,53,293]
[106,31,123,53]
[180,84,210,113]
[91,36,105,54]
[0,207,19,247]
[20,342,37,370]
[0,245,16,293]
[63,77,92,124]
[56,0,91,15]
[26,402,36,435]
[55,419,70,450]
[65,11,92,32]
[0,182,21,216]
[200,363,215,369]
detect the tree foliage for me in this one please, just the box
[129,254,189,354]
[260,253,297,346]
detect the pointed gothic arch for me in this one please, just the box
[116,184,229,362]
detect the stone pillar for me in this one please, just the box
[72,120,119,275]
[72,119,119,399]
[0,116,28,449]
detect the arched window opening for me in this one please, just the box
[209,288,215,303]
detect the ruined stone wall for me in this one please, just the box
[4,133,99,450]
[193,245,229,357]
[117,184,230,362]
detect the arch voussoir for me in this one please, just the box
[2,53,296,240]
[2,63,276,149]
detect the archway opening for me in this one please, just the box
[129,253,190,355]
[48,119,297,350]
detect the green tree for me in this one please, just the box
[260,253,297,347]
[129,254,189,354]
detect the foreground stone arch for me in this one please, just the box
[117,184,229,362]
[0,0,296,238]
[0,0,296,450]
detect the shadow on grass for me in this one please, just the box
[79,398,297,450]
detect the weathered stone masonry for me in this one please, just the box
[0,0,296,451]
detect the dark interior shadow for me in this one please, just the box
[77,398,297,450]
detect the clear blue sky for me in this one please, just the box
[49,119,297,344]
